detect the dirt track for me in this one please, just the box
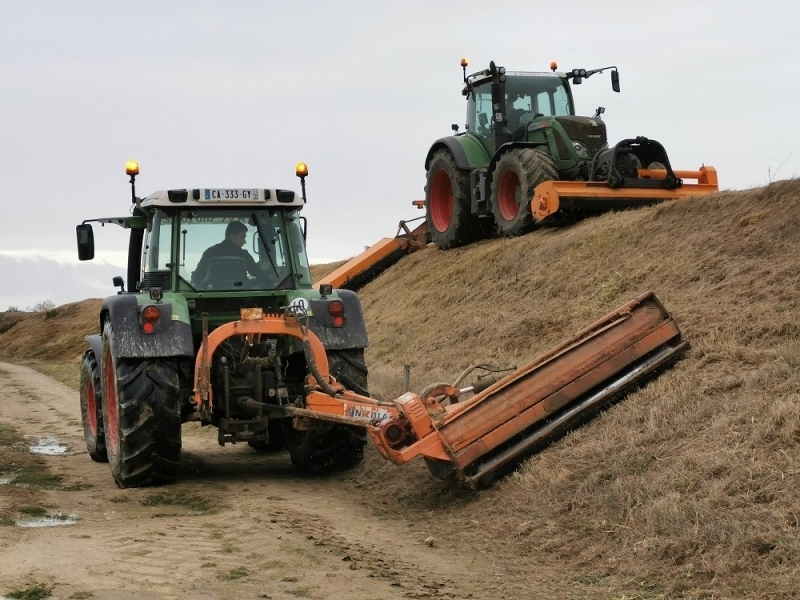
[0,362,503,599]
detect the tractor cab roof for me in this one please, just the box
[462,70,566,96]
[139,188,304,209]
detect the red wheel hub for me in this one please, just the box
[103,352,119,453]
[497,168,522,221]
[429,170,454,232]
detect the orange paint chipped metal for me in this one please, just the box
[240,307,264,321]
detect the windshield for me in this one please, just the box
[467,74,573,138]
[145,208,310,292]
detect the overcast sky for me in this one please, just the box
[1,0,798,310]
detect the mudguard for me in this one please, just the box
[307,290,368,350]
[425,135,492,171]
[98,294,195,358]
[84,335,102,363]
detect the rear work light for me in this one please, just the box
[328,300,345,327]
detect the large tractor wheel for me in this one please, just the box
[425,150,486,249]
[327,348,369,397]
[283,421,366,472]
[79,350,107,462]
[490,148,558,236]
[100,324,182,488]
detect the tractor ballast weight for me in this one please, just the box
[421,59,719,249]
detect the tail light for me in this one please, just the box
[328,301,345,327]
[141,305,160,334]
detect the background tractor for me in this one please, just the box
[76,162,370,487]
[424,58,717,249]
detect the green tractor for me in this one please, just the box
[424,58,683,249]
[75,162,370,487]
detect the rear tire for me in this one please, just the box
[79,350,107,462]
[490,148,558,236]
[425,150,486,249]
[327,349,369,396]
[283,422,366,472]
[101,323,182,488]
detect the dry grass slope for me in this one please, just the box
[2,180,799,597]
[355,180,800,598]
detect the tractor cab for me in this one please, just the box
[77,161,314,297]
[464,71,575,145]
[460,59,618,162]
[140,201,312,294]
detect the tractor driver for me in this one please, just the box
[506,92,527,132]
[191,221,269,287]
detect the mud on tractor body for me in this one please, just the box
[423,59,718,249]
[76,163,370,487]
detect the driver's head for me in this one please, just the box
[225,221,248,247]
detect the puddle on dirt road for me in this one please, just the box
[24,435,71,456]
[16,514,77,528]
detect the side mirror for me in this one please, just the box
[611,70,620,93]
[76,223,95,261]
[112,276,126,293]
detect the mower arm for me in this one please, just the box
[314,219,428,292]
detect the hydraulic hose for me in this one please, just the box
[302,337,338,397]
[290,304,339,398]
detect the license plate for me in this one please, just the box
[343,404,390,421]
[203,189,260,201]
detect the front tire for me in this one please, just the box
[101,323,182,488]
[283,421,366,472]
[490,148,558,236]
[425,150,485,249]
[79,350,107,462]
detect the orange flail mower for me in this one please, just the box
[193,291,687,486]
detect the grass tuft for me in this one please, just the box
[217,567,248,581]
[5,583,52,600]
